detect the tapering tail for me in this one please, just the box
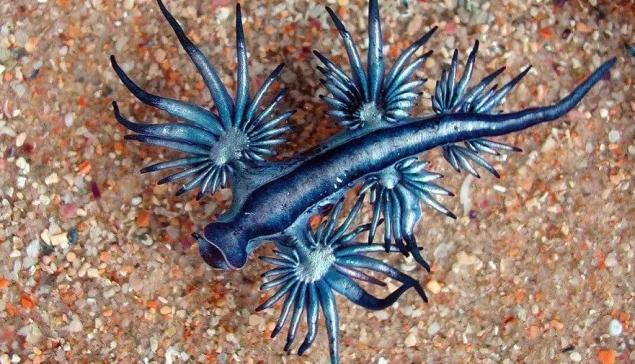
[480,57,616,135]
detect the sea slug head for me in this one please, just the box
[193,222,249,270]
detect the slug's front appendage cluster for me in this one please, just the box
[111,1,294,199]
[258,195,427,362]
[111,1,616,363]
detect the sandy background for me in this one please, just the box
[0,0,634,363]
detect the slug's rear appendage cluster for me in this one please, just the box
[432,40,527,178]
[111,1,616,363]
[316,1,437,129]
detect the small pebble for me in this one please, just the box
[426,279,442,294]
[604,251,618,267]
[569,351,582,362]
[128,272,144,292]
[404,332,417,347]
[67,228,78,244]
[427,322,440,336]
[575,22,592,34]
[456,251,475,265]
[16,176,26,189]
[26,240,40,257]
[86,267,99,278]
[608,130,621,144]
[50,233,68,246]
[69,316,83,333]
[248,314,265,326]
[44,172,59,185]
[608,319,622,336]
[12,84,26,97]
[373,310,390,320]
[15,133,26,147]
[66,252,76,262]
[597,349,616,364]
[139,234,154,246]
[24,35,39,52]
[599,108,609,118]
[64,113,74,127]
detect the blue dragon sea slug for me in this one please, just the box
[111,1,616,363]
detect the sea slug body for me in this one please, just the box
[111,1,616,363]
